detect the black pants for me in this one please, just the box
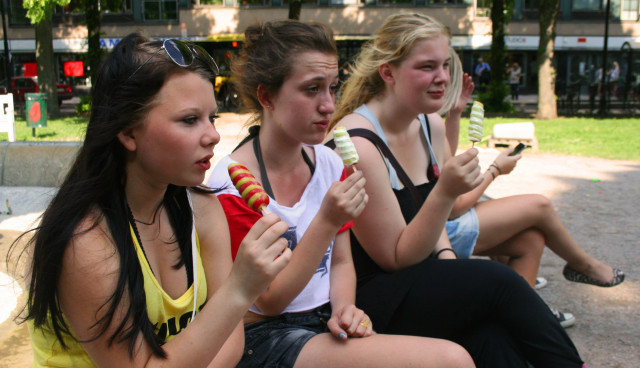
[510,83,520,100]
[356,258,583,368]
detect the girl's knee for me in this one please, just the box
[518,229,545,257]
[531,194,554,214]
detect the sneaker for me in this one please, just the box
[535,277,548,290]
[550,308,575,328]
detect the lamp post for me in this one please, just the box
[1,0,12,93]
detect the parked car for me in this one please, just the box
[0,76,74,106]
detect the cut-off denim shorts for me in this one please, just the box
[236,303,332,368]
[446,207,480,259]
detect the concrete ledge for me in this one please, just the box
[0,142,81,187]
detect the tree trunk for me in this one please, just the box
[85,0,102,87]
[536,0,559,119]
[483,0,511,112]
[288,0,301,20]
[35,17,60,117]
[490,0,507,84]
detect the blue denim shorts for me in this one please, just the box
[236,303,332,368]
[446,207,480,259]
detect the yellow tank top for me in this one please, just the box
[29,225,207,367]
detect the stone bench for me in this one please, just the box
[0,142,81,186]
[488,122,539,151]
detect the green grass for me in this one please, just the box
[1,114,639,161]
[2,116,87,142]
[458,117,640,161]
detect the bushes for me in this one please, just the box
[477,82,515,113]
[75,95,91,116]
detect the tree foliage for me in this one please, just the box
[23,0,70,23]
[478,0,514,112]
[24,0,70,117]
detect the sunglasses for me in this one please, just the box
[128,39,219,80]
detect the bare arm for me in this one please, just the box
[329,114,482,271]
[326,231,372,338]
[444,73,474,155]
[442,142,523,219]
[431,230,457,260]
[253,171,368,315]
[59,193,290,368]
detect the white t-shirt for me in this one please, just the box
[207,144,349,314]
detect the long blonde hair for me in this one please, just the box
[330,12,462,129]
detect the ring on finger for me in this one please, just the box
[359,320,370,328]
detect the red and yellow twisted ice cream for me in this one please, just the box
[228,163,270,214]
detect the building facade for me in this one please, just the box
[1,0,639,97]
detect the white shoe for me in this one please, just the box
[535,277,548,290]
[550,308,575,328]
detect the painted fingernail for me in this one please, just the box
[339,333,346,339]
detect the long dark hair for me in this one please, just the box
[15,33,217,358]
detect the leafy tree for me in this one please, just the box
[478,0,514,112]
[24,0,70,117]
[84,0,104,86]
[536,0,560,119]
[64,0,129,85]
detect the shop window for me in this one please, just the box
[524,0,539,9]
[281,0,317,6]
[621,0,639,19]
[330,0,359,4]
[426,0,466,4]
[377,0,414,4]
[9,0,28,24]
[22,63,38,77]
[476,0,490,17]
[143,0,178,20]
[197,0,224,4]
[238,0,270,5]
[572,0,605,11]
[64,61,85,77]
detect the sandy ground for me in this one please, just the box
[0,113,638,367]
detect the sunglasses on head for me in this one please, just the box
[128,39,219,80]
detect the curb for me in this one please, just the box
[0,142,80,187]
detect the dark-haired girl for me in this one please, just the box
[20,33,290,367]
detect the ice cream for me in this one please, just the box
[228,163,270,214]
[333,126,359,168]
[469,101,484,145]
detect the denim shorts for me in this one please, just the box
[446,207,480,259]
[236,303,332,368]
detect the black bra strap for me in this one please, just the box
[252,131,315,200]
[421,114,438,182]
[325,128,423,204]
[252,135,274,198]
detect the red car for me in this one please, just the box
[0,76,74,106]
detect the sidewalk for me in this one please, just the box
[0,112,638,367]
